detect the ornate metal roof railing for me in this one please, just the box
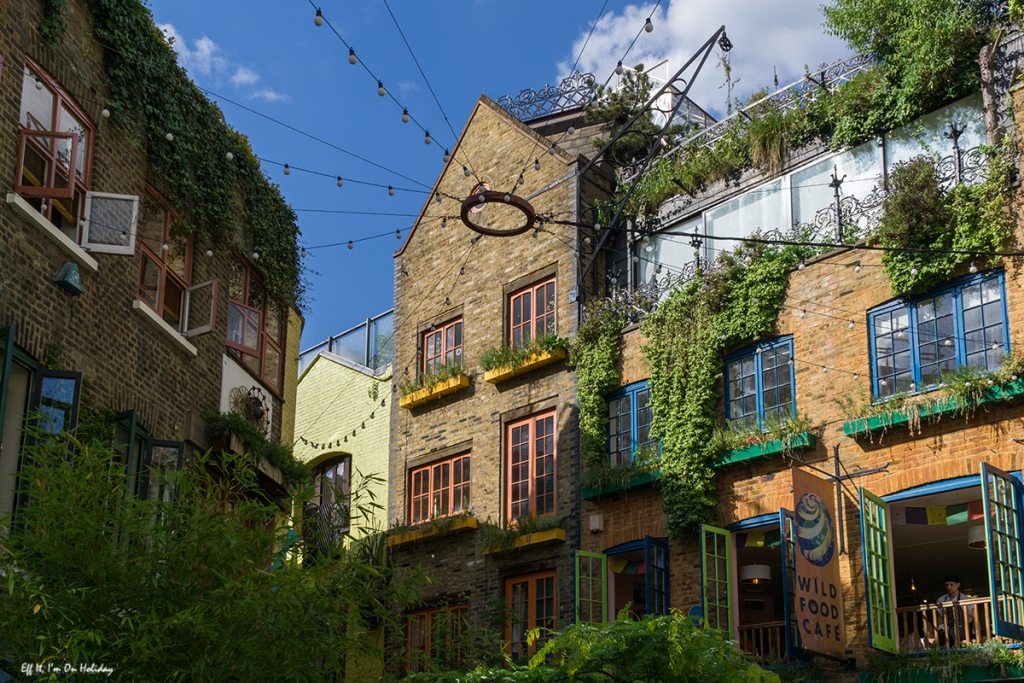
[495,71,598,122]
[621,53,877,184]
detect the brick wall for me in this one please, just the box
[388,95,611,660]
[0,0,298,467]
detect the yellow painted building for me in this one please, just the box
[294,310,393,541]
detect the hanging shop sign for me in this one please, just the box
[792,467,846,659]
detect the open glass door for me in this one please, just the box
[644,535,669,615]
[860,487,898,653]
[779,508,808,659]
[981,462,1024,640]
[701,524,733,634]
[576,550,607,624]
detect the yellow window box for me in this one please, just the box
[482,347,567,384]
[484,527,566,554]
[398,374,470,409]
[387,515,478,548]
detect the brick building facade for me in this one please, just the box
[0,0,302,523]
[578,53,1024,681]
[387,94,614,670]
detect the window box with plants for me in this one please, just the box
[386,512,478,549]
[582,446,662,500]
[480,515,565,554]
[714,413,817,467]
[398,363,470,409]
[203,411,311,493]
[480,335,570,384]
[842,354,1024,440]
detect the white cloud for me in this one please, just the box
[159,23,286,102]
[232,66,260,87]
[558,1,847,120]
[249,88,289,103]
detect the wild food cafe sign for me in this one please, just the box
[793,467,845,659]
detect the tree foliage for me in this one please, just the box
[0,433,423,681]
[403,611,780,683]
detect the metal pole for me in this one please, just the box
[834,444,846,556]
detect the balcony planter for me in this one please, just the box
[843,379,1024,438]
[399,374,470,409]
[387,515,478,549]
[859,664,1024,683]
[715,432,816,467]
[582,469,661,500]
[483,347,567,383]
[484,527,565,555]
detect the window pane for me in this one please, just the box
[138,255,160,308]
[138,194,166,246]
[39,376,76,434]
[248,276,266,312]
[265,304,282,346]
[163,279,183,327]
[166,222,189,282]
[20,68,53,131]
[264,343,281,387]
[58,105,88,177]
[228,258,245,301]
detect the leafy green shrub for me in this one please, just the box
[478,513,564,554]
[0,432,424,682]
[203,410,310,486]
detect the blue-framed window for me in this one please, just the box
[869,271,1009,399]
[606,381,654,467]
[725,336,795,428]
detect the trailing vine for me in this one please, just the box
[48,0,305,306]
[569,298,626,470]
[643,236,820,535]
[872,150,1014,296]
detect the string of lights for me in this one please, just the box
[308,0,481,184]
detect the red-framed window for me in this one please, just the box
[507,411,556,523]
[506,571,556,661]
[138,187,190,327]
[509,276,556,348]
[407,604,467,673]
[15,59,93,241]
[423,318,462,374]
[410,453,470,524]
[226,256,286,392]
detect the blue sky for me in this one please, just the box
[148,0,845,349]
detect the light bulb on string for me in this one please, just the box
[616,61,624,75]
[441,218,447,227]
[396,230,402,239]
[377,81,386,97]
[463,165,470,177]
[910,267,919,276]
[349,48,357,65]
[34,78,43,90]
[459,267,465,276]
[854,264,861,273]
[970,262,978,273]
[547,145,555,155]
[534,159,541,171]
[337,176,343,187]
[567,125,575,135]
[226,151,233,161]
[849,320,855,329]
[252,251,259,260]
[645,17,654,32]
[800,310,806,318]
[347,241,353,250]
[583,236,591,245]
[798,261,806,270]
[822,366,828,373]
[518,173,525,185]
[445,297,451,306]
[435,192,442,203]
[314,8,323,26]
[424,131,432,145]
[301,247,307,258]
[503,194,511,203]
[283,163,291,175]
[161,242,169,251]
[101,108,110,119]
[402,109,409,123]
[443,149,451,163]
[165,132,174,142]
[388,186,395,196]
[854,373,859,381]
[205,249,213,257]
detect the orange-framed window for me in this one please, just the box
[137,187,191,327]
[506,571,556,662]
[423,318,462,374]
[226,255,286,392]
[15,59,93,242]
[509,276,556,348]
[407,604,467,673]
[507,411,556,523]
[410,453,470,524]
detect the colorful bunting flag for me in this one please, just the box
[892,501,984,525]
[946,503,969,525]
[926,506,947,525]
[905,507,928,525]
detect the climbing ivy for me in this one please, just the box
[872,150,1013,296]
[569,298,626,470]
[44,0,305,306]
[642,236,820,534]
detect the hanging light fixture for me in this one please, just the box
[970,262,978,274]
[616,61,624,75]
[347,241,353,250]
[424,130,432,145]
[337,176,344,187]
[909,546,917,591]
[534,159,541,171]
[644,17,654,32]
[435,192,442,203]
[101,108,110,119]
[740,563,771,584]
[463,165,471,177]
[567,125,576,135]
[314,8,324,26]
[283,163,291,175]
[301,247,307,258]
[377,81,386,97]
[388,186,395,196]
[967,525,986,549]
[402,109,410,123]
[443,149,451,163]
[349,48,358,65]
[225,151,234,161]
[396,229,402,239]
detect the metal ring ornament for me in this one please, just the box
[460,190,537,237]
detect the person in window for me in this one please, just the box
[936,574,973,646]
